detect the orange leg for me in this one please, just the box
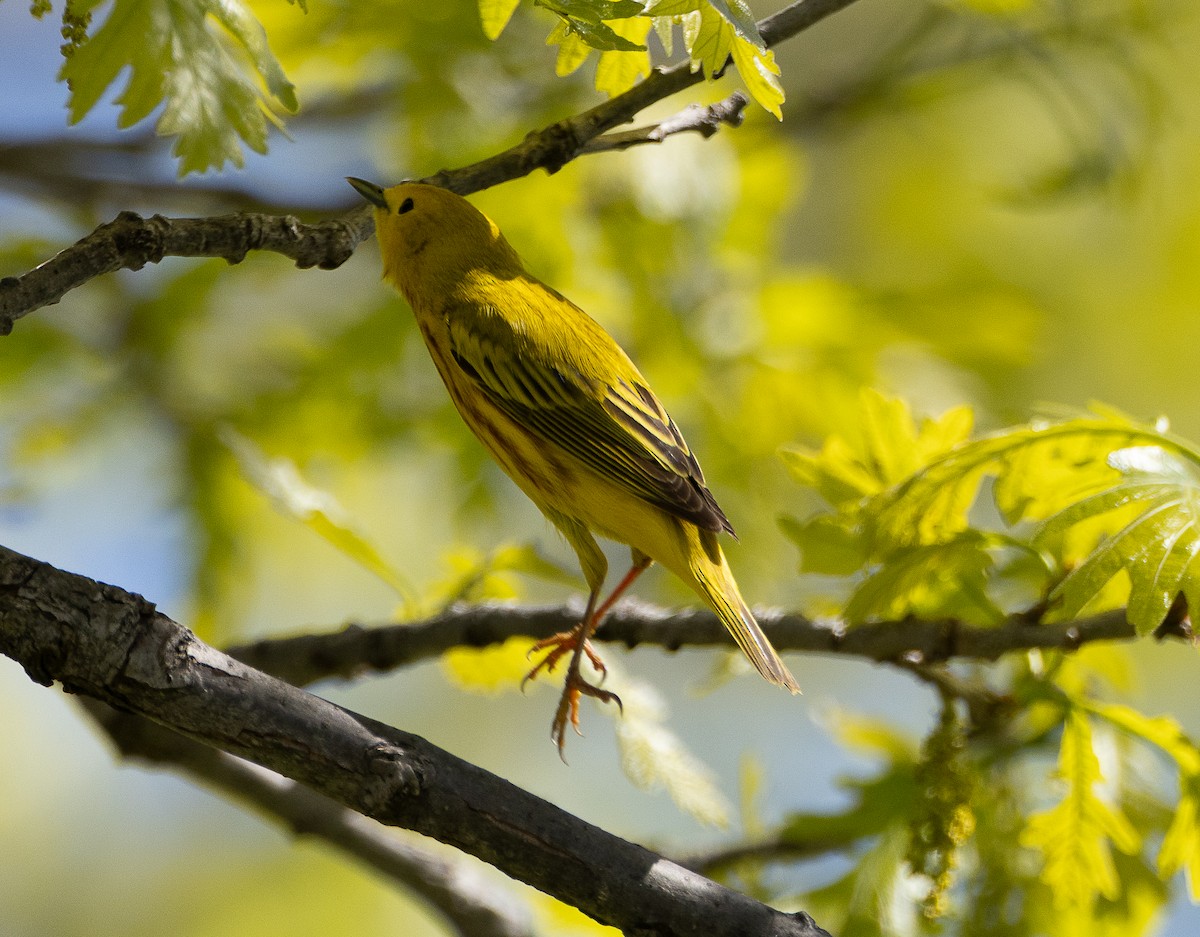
[523,555,652,756]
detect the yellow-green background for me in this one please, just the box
[1,1,1198,934]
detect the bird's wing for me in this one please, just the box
[445,290,734,535]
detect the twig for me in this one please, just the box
[681,835,856,878]
[419,0,858,195]
[579,92,750,155]
[83,699,533,937]
[0,542,830,937]
[890,660,1012,729]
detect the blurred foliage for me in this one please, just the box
[5,0,1200,936]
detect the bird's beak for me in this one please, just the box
[347,177,388,209]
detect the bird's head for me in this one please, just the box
[348,179,522,305]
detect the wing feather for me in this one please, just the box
[446,291,733,535]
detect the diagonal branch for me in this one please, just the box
[82,699,533,937]
[0,0,861,336]
[0,542,830,937]
[419,0,859,195]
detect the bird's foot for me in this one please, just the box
[522,625,622,759]
[551,671,622,759]
[522,628,607,688]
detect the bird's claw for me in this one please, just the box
[551,675,623,760]
[524,625,621,758]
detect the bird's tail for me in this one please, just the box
[692,541,800,694]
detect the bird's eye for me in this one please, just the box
[398,197,415,215]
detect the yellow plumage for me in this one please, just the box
[349,179,799,750]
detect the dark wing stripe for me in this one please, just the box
[602,397,694,477]
[448,320,733,533]
[523,398,726,530]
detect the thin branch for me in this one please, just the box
[682,835,856,879]
[579,92,750,155]
[0,0,860,336]
[0,208,374,336]
[419,0,858,195]
[83,699,532,937]
[224,598,1186,691]
[891,661,1012,730]
[0,542,830,937]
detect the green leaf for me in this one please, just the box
[779,438,885,507]
[706,0,762,47]
[644,0,701,14]
[479,0,522,39]
[550,25,593,75]
[1086,701,1200,776]
[843,533,1006,624]
[1158,774,1200,900]
[780,391,975,510]
[1020,711,1142,910]
[874,414,1168,550]
[680,4,732,77]
[652,13,675,55]
[730,31,783,119]
[782,399,1200,631]
[60,0,297,174]
[537,0,646,21]
[562,15,648,51]
[779,513,868,576]
[594,16,652,95]
[1036,444,1200,633]
[648,0,761,46]
[1074,701,1199,915]
[211,0,298,112]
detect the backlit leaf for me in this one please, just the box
[594,16,652,96]
[59,0,297,174]
[1158,776,1200,901]
[843,533,1006,625]
[479,0,522,39]
[537,0,646,22]
[681,4,732,77]
[731,36,782,119]
[1036,444,1200,633]
[779,513,868,576]
[706,0,762,47]
[1020,711,1142,909]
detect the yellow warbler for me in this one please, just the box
[349,179,799,751]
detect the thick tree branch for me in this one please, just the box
[0,542,830,937]
[0,0,860,336]
[224,598,1186,691]
[82,699,532,937]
